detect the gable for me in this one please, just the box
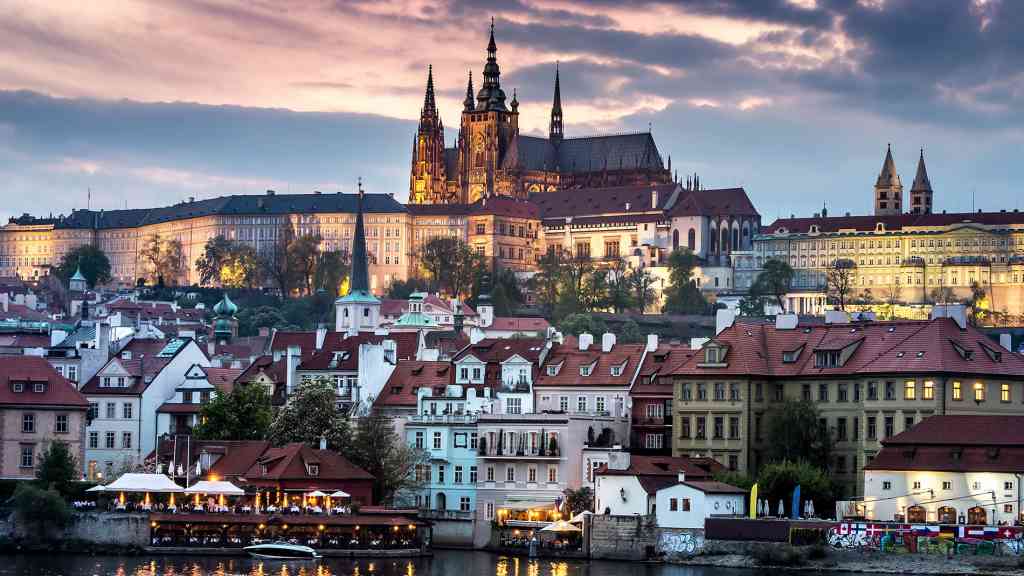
[502,353,531,366]
[185,364,206,379]
[100,360,131,377]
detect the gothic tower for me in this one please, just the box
[909,148,933,215]
[874,144,903,216]
[409,65,448,204]
[458,19,519,203]
[335,182,380,335]
[549,62,563,145]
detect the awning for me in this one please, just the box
[330,490,351,498]
[100,473,184,493]
[541,520,583,533]
[569,511,592,524]
[307,490,329,497]
[500,501,558,511]
[184,480,244,496]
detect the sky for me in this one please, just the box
[1,0,1022,223]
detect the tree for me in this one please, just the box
[415,237,484,299]
[558,313,608,337]
[54,244,111,288]
[929,285,956,304]
[532,251,565,318]
[35,441,78,497]
[663,249,707,314]
[618,319,643,343]
[258,222,296,297]
[826,259,856,311]
[269,376,351,450]
[485,267,525,316]
[196,236,258,288]
[764,400,833,471]
[345,415,428,505]
[966,281,990,326]
[756,460,837,516]
[750,259,793,311]
[555,253,602,319]
[288,234,323,296]
[605,260,635,313]
[627,267,657,313]
[563,486,594,515]
[314,249,350,296]
[193,384,273,441]
[12,483,72,540]
[237,305,293,336]
[140,234,185,286]
[880,283,902,319]
[738,294,766,316]
[386,277,428,300]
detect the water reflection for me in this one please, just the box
[0,551,828,576]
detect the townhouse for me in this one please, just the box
[155,365,242,438]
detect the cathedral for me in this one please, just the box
[409,22,673,205]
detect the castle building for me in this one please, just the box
[409,22,672,205]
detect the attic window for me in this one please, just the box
[887,327,896,333]
[809,225,819,234]
[611,365,622,377]
[547,364,560,376]
[916,351,925,358]
[580,364,593,377]
[33,383,45,393]
[978,342,1002,362]
[703,347,724,364]
[12,383,23,393]
[307,464,319,476]
[814,350,842,368]
[782,345,804,363]
[122,351,132,360]
[260,464,268,476]
[391,386,402,394]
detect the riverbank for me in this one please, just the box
[674,550,1024,575]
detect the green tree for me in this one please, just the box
[604,260,634,313]
[750,259,794,311]
[314,250,350,296]
[627,267,657,313]
[558,313,608,337]
[738,294,766,316]
[386,277,428,299]
[257,222,296,297]
[288,234,323,296]
[12,483,72,540]
[415,237,483,299]
[756,460,837,517]
[663,249,707,314]
[764,400,834,470]
[54,244,111,289]
[485,267,525,316]
[35,440,78,497]
[196,236,258,288]
[712,470,755,491]
[237,305,292,336]
[193,384,273,441]
[345,415,428,505]
[532,251,565,318]
[269,377,351,450]
[563,486,594,515]
[617,319,643,343]
[140,234,185,286]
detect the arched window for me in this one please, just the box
[732,227,739,251]
[436,492,447,511]
[673,229,679,250]
[709,228,718,253]
[967,506,987,525]
[721,228,729,253]
[688,228,696,250]
[906,505,926,523]
[937,506,956,523]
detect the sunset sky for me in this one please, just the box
[1,0,1022,221]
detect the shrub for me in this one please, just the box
[12,483,72,540]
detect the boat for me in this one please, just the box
[244,542,321,560]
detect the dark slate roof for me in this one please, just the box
[762,210,1024,235]
[558,133,664,173]
[670,188,760,218]
[52,193,406,230]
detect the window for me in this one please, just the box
[696,416,706,439]
[505,465,515,482]
[836,417,847,441]
[596,397,606,413]
[414,431,424,449]
[183,390,193,403]
[884,382,895,401]
[454,465,464,484]
[697,383,707,401]
[729,383,740,401]
[838,383,848,402]
[882,481,892,491]
[728,455,738,470]
[884,416,894,438]
[728,416,740,439]
[105,431,115,449]
[486,465,495,482]
[87,403,98,421]
[669,498,678,512]
[21,413,34,433]
[923,380,934,400]
[307,463,319,476]
[19,446,33,469]
[432,432,442,450]
[755,382,764,402]
[454,433,468,448]
[471,433,478,450]
[1005,481,1014,491]
[55,414,69,434]
[912,481,921,489]
[814,350,841,368]
[867,382,878,401]
[714,383,725,401]
[904,416,914,431]
[577,396,587,413]
[506,397,522,414]
[818,383,829,402]
[682,383,692,401]
[122,403,133,419]
[122,432,132,449]
[713,416,724,439]
[528,466,537,483]
[106,402,115,419]
[644,433,663,449]
[942,481,952,490]
[801,384,811,401]
[486,502,494,519]
[904,380,916,400]
[548,466,557,483]
[437,465,446,484]
[867,416,877,440]
[88,432,98,448]
[1001,383,1010,403]
[459,497,471,512]
[973,382,985,402]
[681,417,691,439]
[67,366,77,382]
[559,396,568,412]
[952,380,962,401]
[646,403,664,419]
[681,498,691,511]
[854,383,861,402]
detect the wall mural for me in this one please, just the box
[826,522,1024,556]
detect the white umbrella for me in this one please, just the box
[540,520,582,533]
[807,500,815,517]
[306,490,329,498]
[329,490,350,498]
[184,480,244,496]
[777,499,785,518]
[102,473,184,493]
[86,485,105,492]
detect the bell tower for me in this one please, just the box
[410,65,448,204]
[874,144,903,216]
[909,148,933,215]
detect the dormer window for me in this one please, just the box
[260,464,268,476]
[307,464,319,476]
[33,383,45,393]
[782,345,804,363]
[704,347,723,364]
[611,366,622,377]
[580,364,592,377]
[122,351,132,360]
[814,350,841,368]
[547,365,559,376]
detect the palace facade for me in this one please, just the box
[408,23,672,205]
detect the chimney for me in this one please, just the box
[1000,333,1013,352]
[98,322,111,354]
[646,334,658,352]
[677,471,686,483]
[207,340,215,357]
[315,326,328,350]
[286,345,301,395]
[825,310,850,325]
[601,333,616,352]
[930,303,967,330]
[578,333,594,351]
[651,189,658,209]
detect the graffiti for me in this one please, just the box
[657,530,703,558]
[826,522,1024,556]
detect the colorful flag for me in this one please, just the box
[791,485,801,519]
[749,483,758,519]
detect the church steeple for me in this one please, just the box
[335,180,381,335]
[874,144,903,216]
[910,148,933,214]
[463,70,475,112]
[422,64,437,118]
[476,18,507,111]
[549,61,563,144]
[350,181,369,295]
[410,66,446,204]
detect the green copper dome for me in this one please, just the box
[213,293,238,316]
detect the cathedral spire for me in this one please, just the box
[911,148,931,192]
[463,70,475,112]
[422,64,437,117]
[476,17,507,111]
[876,143,900,188]
[549,61,563,143]
[910,147,933,214]
[874,143,903,216]
[350,179,370,295]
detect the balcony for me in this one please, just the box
[632,416,671,427]
[408,414,479,425]
[478,446,561,460]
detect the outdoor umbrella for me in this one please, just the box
[329,490,350,498]
[540,520,583,533]
[86,485,105,492]
[777,499,784,518]
[307,490,329,497]
[184,480,244,495]
[807,500,815,517]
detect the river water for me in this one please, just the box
[0,551,847,576]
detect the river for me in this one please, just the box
[0,550,854,576]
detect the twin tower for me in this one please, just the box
[873,145,934,216]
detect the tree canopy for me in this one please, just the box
[750,259,793,310]
[139,234,184,286]
[345,415,427,506]
[193,384,273,441]
[196,236,258,288]
[35,441,78,497]
[269,377,351,450]
[54,244,111,289]
[663,249,708,314]
[764,399,834,470]
[415,237,484,299]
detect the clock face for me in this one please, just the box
[474,133,485,152]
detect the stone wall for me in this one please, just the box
[427,516,477,549]
[587,514,658,560]
[1,512,149,546]
[656,528,704,559]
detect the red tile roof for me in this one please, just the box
[245,442,374,483]
[0,303,49,322]
[764,210,1024,235]
[631,343,691,397]
[670,187,759,218]
[597,455,723,480]
[672,317,1024,379]
[0,333,51,348]
[683,480,748,495]
[488,317,550,332]
[299,332,419,371]
[530,183,677,219]
[536,343,644,388]
[80,338,177,395]
[236,355,287,384]
[0,356,88,407]
[455,337,547,364]
[269,331,317,354]
[865,416,1024,473]
[470,196,540,219]
[373,361,453,408]
[877,415,1024,446]
[202,367,243,393]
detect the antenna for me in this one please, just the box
[87,187,91,210]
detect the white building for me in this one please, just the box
[80,336,207,480]
[655,478,746,529]
[593,452,735,520]
[862,415,1024,525]
[155,364,242,439]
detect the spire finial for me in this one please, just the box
[422,64,437,115]
[549,61,563,142]
[358,176,364,196]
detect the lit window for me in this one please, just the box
[952,381,962,401]
[922,380,934,400]
[973,382,985,402]
[904,380,916,400]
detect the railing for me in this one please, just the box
[409,414,479,424]
[417,509,474,521]
[479,447,560,458]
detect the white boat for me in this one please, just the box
[244,542,321,560]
